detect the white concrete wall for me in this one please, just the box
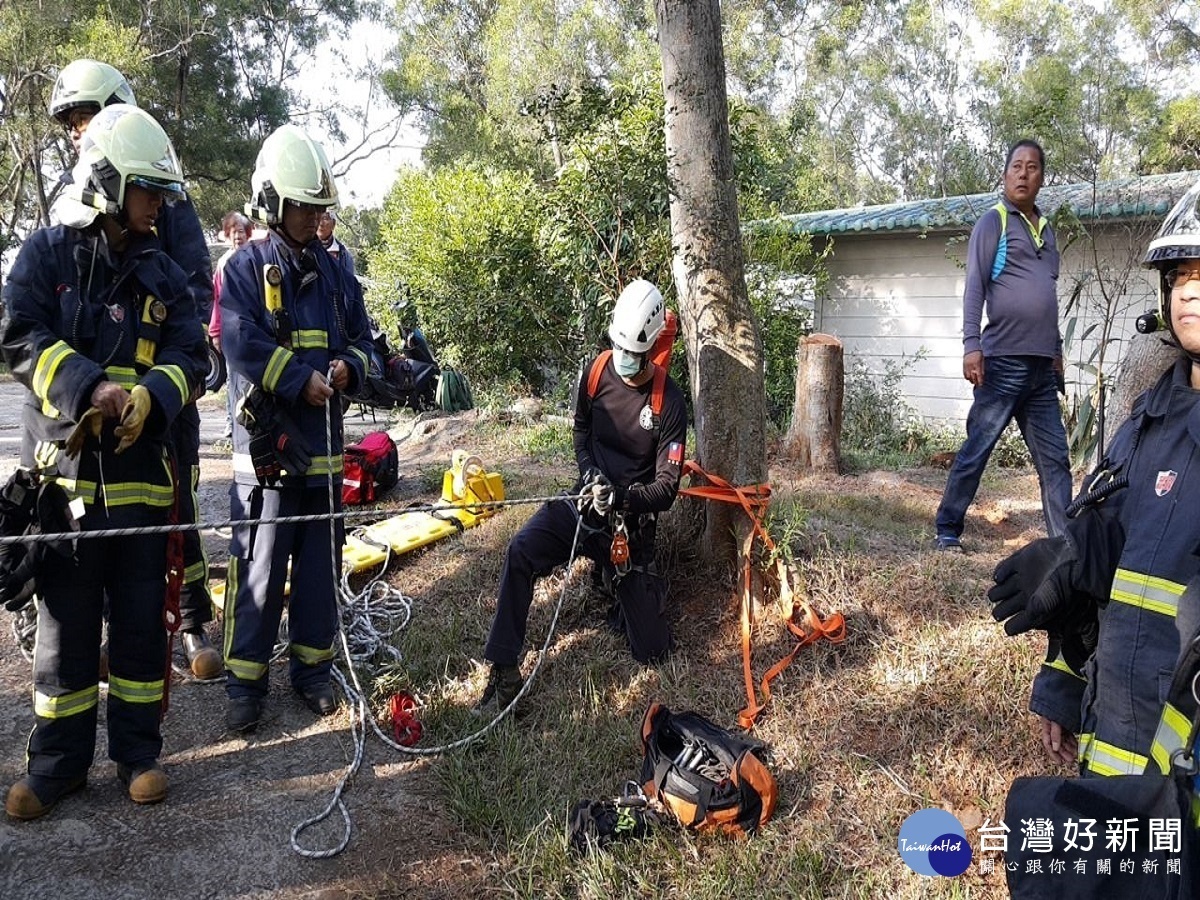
[812,226,1160,427]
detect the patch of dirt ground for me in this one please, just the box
[0,393,495,900]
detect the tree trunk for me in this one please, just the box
[655,0,765,570]
[1108,331,1177,431]
[785,333,843,471]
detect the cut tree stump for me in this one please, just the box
[785,333,843,471]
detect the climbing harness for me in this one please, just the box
[678,460,846,729]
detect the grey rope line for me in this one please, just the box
[0,492,589,546]
[289,378,587,857]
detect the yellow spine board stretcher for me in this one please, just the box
[342,451,503,572]
[210,451,503,605]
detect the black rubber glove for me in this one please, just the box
[989,508,1122,669]
[989,536,1075,636]
[246,430,282,484]
[269,407,313,476]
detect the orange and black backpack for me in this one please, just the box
[639,702,777,836]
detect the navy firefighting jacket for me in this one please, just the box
[0,225,207,525]
[219,229,371,488]
[1031,359,1200,794]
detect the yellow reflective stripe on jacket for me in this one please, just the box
[1110,568,1184,618]
[292,329,328,350]
[234,452,344,479]
[1079,732,1150,776]
[32,341,75,401]
[307,454,343,477]
[33,340,77,417]
[34,684,99,719]
[291,641,335,665]
[184,559,207,586]
[348,347,369,371]
[104,365,138,390]
[100,481,175,508]
[108,674,164,705]
[1150,702,1195,773]
[135,294,159,368]
[151,363,190,407]
[264,347,294,393]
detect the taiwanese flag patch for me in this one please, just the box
[668,442,683,465]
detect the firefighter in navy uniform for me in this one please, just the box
[48,59,221,679]
[0,105,207,819]
[991,177,1200,826]
[219,124,372,733]
[473,279,687,715]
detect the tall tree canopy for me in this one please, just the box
[0,0,371,250]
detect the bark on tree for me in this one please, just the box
[655,0,766,569]
[1107,331,1177,430]
[785,333,843,471]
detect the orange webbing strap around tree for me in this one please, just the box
[678,460,846,729]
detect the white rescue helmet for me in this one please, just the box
[1143,177,1200,350]
[63,104,182,222]
[608,279,666,353]
[49,59,136,124]
[250,124,339,224]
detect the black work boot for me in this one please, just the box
[295,682,337,717]
[470,664,523,717]
[225,697,263,734]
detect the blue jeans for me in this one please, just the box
[936,355,1072,540]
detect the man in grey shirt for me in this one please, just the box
[934,139,1072,551]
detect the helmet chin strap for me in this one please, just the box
[275,217,309,250]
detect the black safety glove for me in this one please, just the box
[246,430,282,484]
[0,470,40,611]
[238,388,312,480]
[589,474,614,517]
[989,509,1121,670]
[268,407,313,476]
[989,536,1076,635]
[0,478,77,612]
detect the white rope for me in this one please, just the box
[289,380,586,857]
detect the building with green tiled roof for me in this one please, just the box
[777,170,1199,427]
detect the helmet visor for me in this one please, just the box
[128,174,183,199]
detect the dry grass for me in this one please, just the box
[352,412,1067,898]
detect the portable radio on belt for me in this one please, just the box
[262,263,292,348]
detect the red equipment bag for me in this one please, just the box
[342,431,399,505]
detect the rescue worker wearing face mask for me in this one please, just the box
[0,105,207,819]
[48,59,221,680]
[989,177,1200,822]
[473,279,688,715]
[219,124,372,734]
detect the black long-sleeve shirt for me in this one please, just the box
[573,355,687,515]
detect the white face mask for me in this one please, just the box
[612,346,644,377]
